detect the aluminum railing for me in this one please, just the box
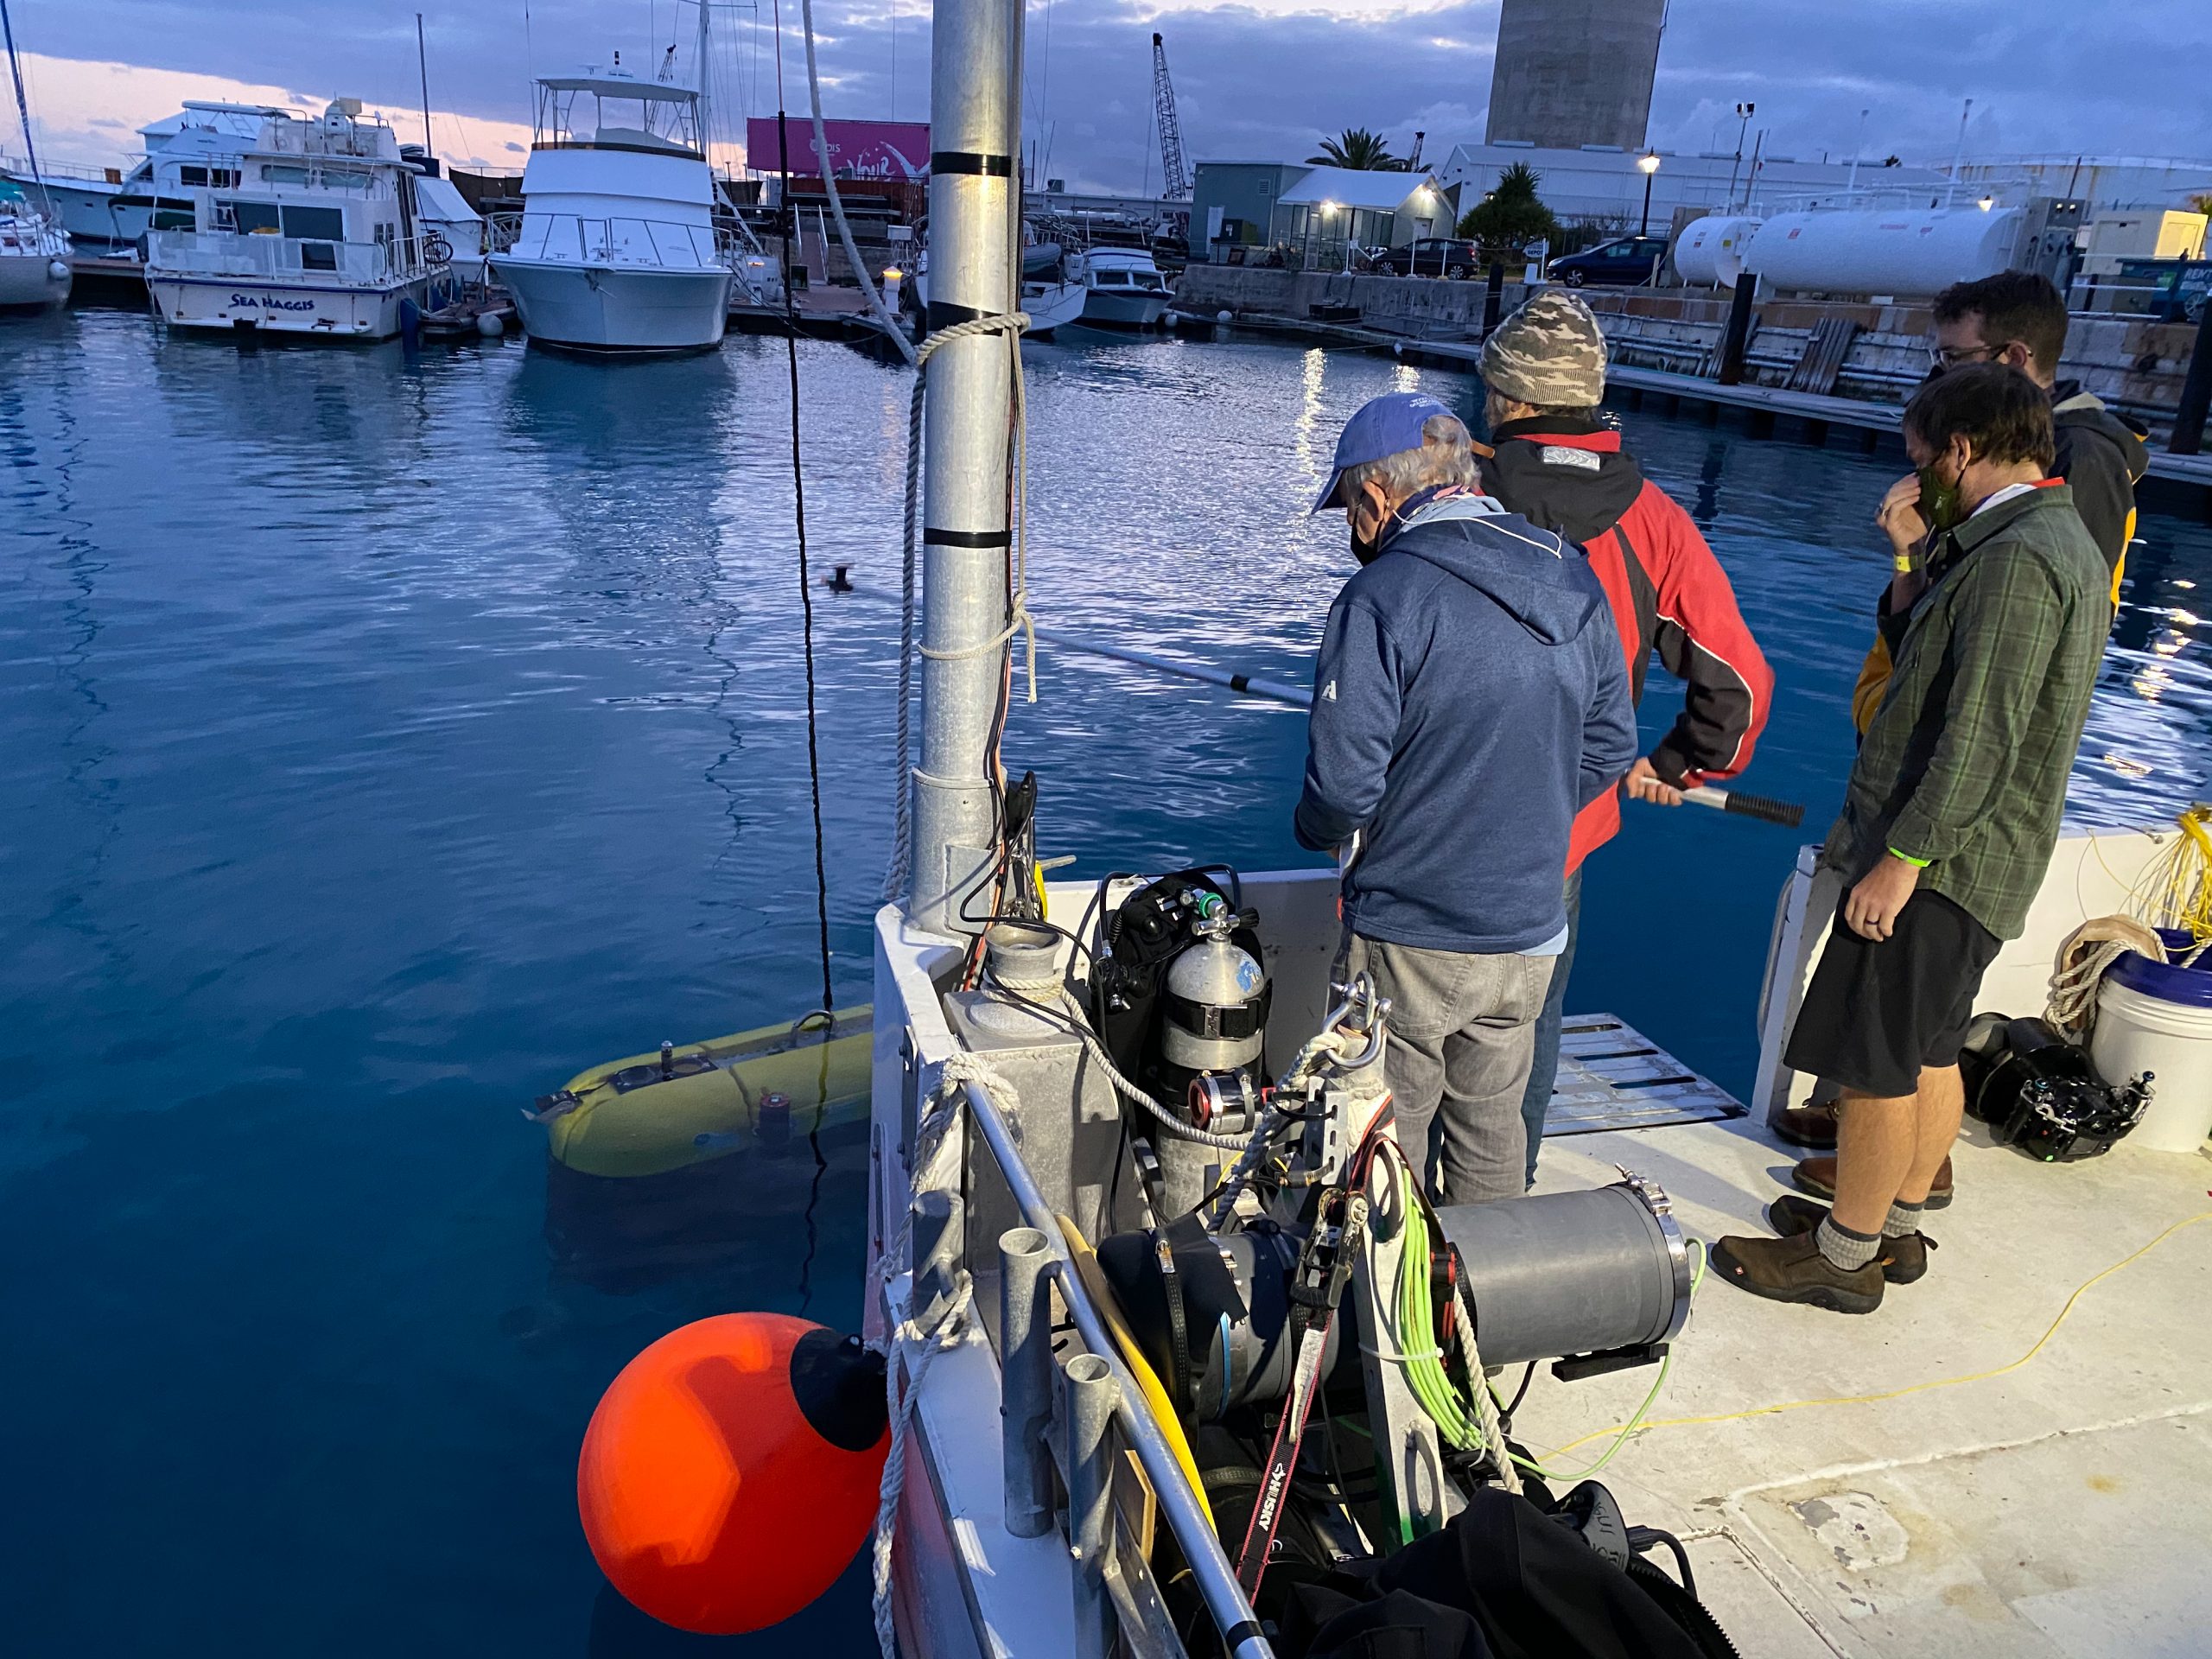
[954,1076,1273,1659]
[147,229,446,283]
[490,212,741,271]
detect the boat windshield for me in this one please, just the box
[532,76,703,157]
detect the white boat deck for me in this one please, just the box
[1518,1113,2212,1659]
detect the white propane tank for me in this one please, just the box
[1745,207,2024,298]
[1673,216,1762,289]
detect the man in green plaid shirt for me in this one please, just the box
[1715,363,2109,1314]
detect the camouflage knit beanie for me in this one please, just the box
[1479,289,1608,407]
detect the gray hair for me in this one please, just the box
[1340,413,1480,505]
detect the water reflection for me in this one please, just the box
[3,314,2211,1655]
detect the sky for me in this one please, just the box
[4,0,2210,193]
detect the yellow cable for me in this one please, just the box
[1541,1212,2212,1462]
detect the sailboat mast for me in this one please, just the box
[416,14,434,156]
[0,0,48,200]
[695,0,711,168]
[905,0,1023,936]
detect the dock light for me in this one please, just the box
[1637,150,1662,235]
[1977,194,1995,211]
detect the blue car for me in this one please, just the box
[1547,234,1671,288]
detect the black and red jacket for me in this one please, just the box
[1478,417,1773,873]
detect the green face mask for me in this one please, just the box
[1916,461,1966,535]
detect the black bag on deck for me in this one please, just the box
[1268,1486,1735,1659]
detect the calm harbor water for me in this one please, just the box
[3,309,2209,1655]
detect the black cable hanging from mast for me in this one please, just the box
[769,15,835,1018]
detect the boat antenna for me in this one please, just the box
[416,12,434,156]
[0,0,50,208]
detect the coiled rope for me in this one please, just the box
[883,311,1037,904]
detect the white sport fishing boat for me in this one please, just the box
[489,66,734,353]
[144,99,447,339]
[545,0,2212,1647]
[1073,244,1170,327]
[0,177,68,310]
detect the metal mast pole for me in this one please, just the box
[696,0,712,168]
[416,14,434,155]
[906,0,1021,936]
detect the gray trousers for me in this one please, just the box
[1342,932,1556,1206]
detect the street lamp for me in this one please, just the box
[1637,150,1661,236]
[1726,101,1756,211]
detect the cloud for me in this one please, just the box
[5,0,2209,193]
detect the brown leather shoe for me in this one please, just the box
[1774,1100,1840,1149]
[1710,1230,1885,1313]
[1767,1193,1936,1284]
[1791,1154,1953,1210]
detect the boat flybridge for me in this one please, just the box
[143,99,448,339]
[545,0,2212,1646]
[488,69,736,353]
[3,103,285,256]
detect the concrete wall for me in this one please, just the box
[1485,0,1666,152]
[1173,264,2201,423]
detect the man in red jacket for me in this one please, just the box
[1476,290,1775,1185]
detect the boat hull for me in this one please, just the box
[491,257,733,353]
[1078,289,1169,328]
[3,174,149,253]
[0,251,70,311]
[148,272,435,339]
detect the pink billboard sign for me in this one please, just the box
[743,118,931,181]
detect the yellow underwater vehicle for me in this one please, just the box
[531,1005,874,1178]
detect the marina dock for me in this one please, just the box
[1178,301,2212,511]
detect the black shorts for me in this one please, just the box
[1783,889,2003,1099]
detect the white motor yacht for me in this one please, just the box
[0,178,69,310]
[144,99,447,339]
[489,70,734,353]
[5,104,283,255]
[1072,245,1170,327]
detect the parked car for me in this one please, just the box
[1546,234,1671,287]
[1373,236,1482,279]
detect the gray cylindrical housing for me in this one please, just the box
[1433,1183,1689,1366]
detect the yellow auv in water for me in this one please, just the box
[535,1006,874,1178]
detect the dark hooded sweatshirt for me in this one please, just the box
[1294,490,1637,955]
[2049,379,2149,594]
[1479,417,1773,870]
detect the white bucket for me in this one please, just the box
[2092,976,2212,1153]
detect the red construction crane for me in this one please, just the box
[1150,32,1189,200]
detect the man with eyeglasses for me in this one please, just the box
[1775,270,2150,1176]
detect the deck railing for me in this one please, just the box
[489,211,738,271]
[147,229,445,284]
[950,1075,1272,1659]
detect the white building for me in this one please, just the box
[1269,166,1457,267]
[1437,142,1950,229]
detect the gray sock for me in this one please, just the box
[1883,1199,1925,1239]
[1815,1215,1881,1272]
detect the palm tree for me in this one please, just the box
[1457,162,1560,255]
[1308,128,1404,171]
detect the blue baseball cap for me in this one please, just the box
[1312,391,1459,512]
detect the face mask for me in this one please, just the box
[1916,459,1966,535]
[1351,523,1382,565]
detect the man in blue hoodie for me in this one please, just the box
[1296,391,1638,1205]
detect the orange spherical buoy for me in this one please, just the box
[578,1313,889,1635]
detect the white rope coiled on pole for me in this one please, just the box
[868,1050,1017,1659]
[881,310,1036,905]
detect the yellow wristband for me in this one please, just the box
[1888,848,1931,868]
[1893,554,1916,574]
